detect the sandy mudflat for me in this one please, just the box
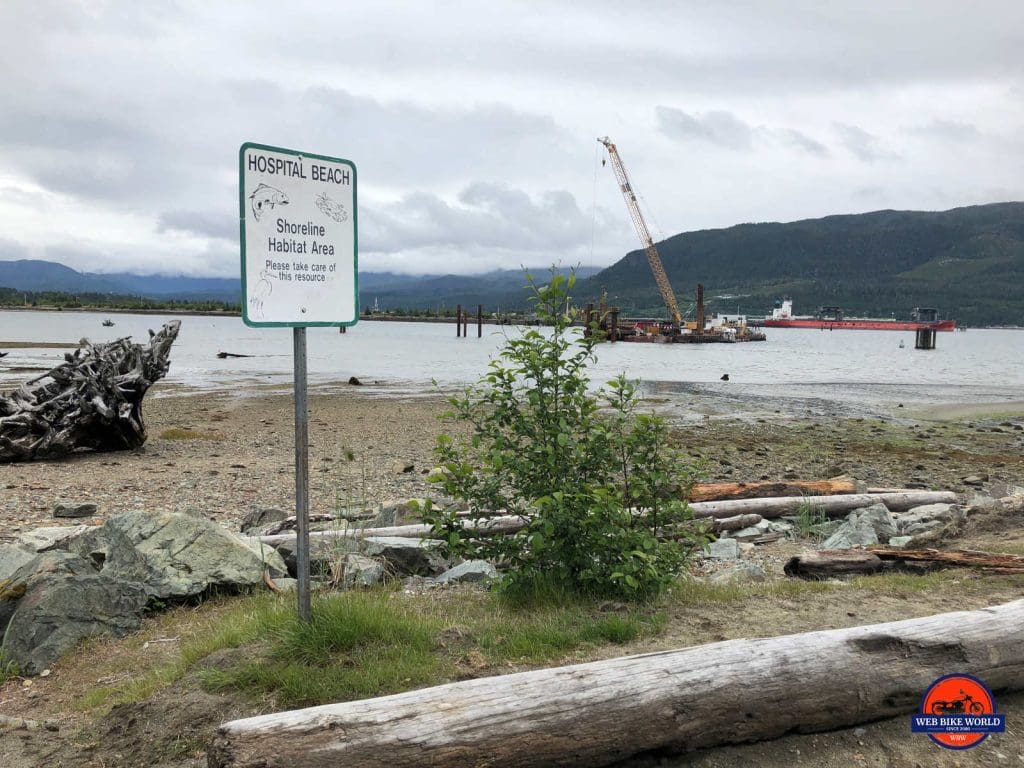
[909,400,1024,421]
[0,340,81,348]
[1,384,454,537]
[4,378,1024,538]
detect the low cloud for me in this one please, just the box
[657,106,830,158]
[157,210,237,242]
[776,128,830,157]
[360,182,627,273]
[656,107,754,149]
[908,119,981,142]
[833,122,898,163]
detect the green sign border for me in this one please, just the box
[239,141,359,328]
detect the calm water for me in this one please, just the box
[2,310,1023,416]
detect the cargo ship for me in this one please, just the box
[754,299,956,331]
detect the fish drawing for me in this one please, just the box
[316,192,348,223]
[249,184,289,221]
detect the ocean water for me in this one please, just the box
[2,310,1023,416]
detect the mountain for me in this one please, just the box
[360,267,602,312]
[0,260,601,310]
[585,202,1024,326]
[6,200,1021,326]
[98,273,241,300]
[0,260,125,295]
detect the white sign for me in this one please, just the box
[239,142,358,326]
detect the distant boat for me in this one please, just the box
[755,298,956,331]
[102,319,115,327]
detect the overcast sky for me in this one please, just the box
[1,0,1022,277]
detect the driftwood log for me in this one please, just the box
[870,547,1024,574]
[785,547,1024,578]
[209,600,1024,768]
[247,491,958,548]
[783,551,885,578]
[0,321,180,462]
[688,490,957,520]
[688,476,858,503]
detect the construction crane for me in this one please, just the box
[598,136,682,325]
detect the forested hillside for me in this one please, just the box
[586,203,1024,326]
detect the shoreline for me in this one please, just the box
[2,383,1023,538]
[2,305,1022,330]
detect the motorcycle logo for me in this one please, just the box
[911,674,1005,749]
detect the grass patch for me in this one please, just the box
[81,587,667,713]
[159,427,223,441]
[794,500,830,541]
[848,570,955,593]
[0,650,20,683]
[76,596,268,711]
[669,577,837,606]
[987,542,1024,556]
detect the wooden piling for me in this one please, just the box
[456,305,462,337]
[478,304,483,338]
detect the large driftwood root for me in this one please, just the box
[0,321,181,462]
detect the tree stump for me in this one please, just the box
[0,321,180,462]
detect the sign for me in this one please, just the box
[239,142,358,326]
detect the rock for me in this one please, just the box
[0,543,37,583]
[401,575,439,591]
[2,570,147,675]
[0,551,149,675]
[710,562,766,584]
[819,504,897,550]
[16,526,91,553]
[730,526,763,542]
[888,536,913,548]
[70,511,287,600]
[893,503,965,537]
[391,460,415,475]
[52,503,97,519]
[335,554,386,589]
[962,475,986,487]
[370,498,425,528]
[268,536,360,578]
[435,560,498,585]
[706,538,739,560]
[855,504,899,540]
[966,494,998,513]
[270,577,298,592]
[1,552,95,635]
[361,536,449,576]
[348,376,362,386]
[239,507,289,535]
[368,505,399,529]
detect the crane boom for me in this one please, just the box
[598,136,681,325]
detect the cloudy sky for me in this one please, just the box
[1,0,1022,277]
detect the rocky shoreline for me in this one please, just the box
[4,382,1023,539]
[2,382,1024,766]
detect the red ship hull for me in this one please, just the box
[761,318,956,331]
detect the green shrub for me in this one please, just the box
[422,270,707,600]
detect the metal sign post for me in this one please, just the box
[239,142,358,622]
[292,327,311,621]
